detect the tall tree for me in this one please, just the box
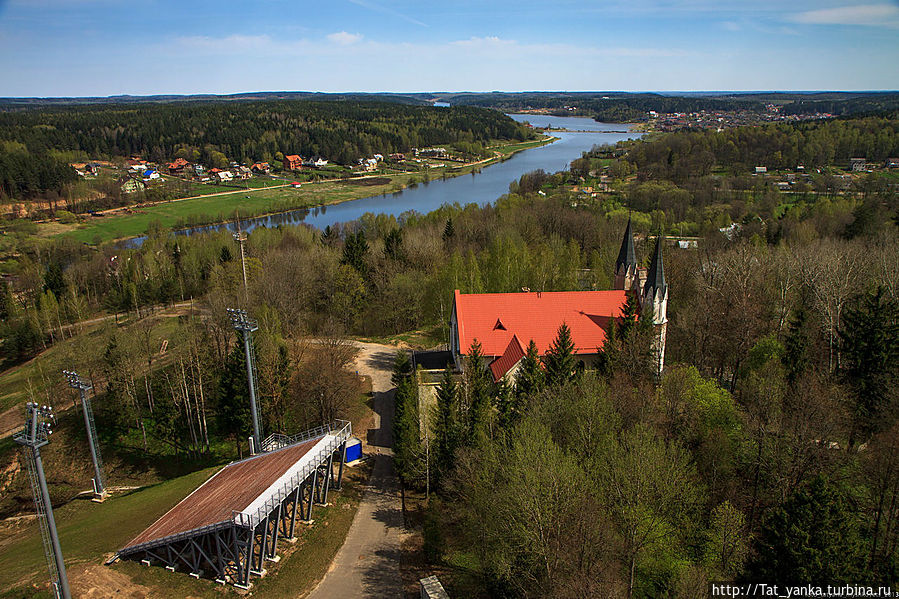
[465,340,494,444]
[839,286,899,443]
[745,476,864,584]
[433,367,460,487]
[515,339,545,398]
[544,323,577,387]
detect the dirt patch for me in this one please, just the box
[70,562,155,599]
[341,177,390,186]
[0,453,21,496]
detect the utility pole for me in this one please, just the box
[227,308,262,452]
[14,403,71,599]
[63,370,106,501]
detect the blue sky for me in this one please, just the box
[0,0,897,96]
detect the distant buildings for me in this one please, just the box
[284,155,303,170]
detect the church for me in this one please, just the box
[449,218,669,382]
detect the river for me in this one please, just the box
[131,114,638,245]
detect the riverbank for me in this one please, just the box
[48,135,555,245]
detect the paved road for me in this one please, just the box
[306,341,407,599]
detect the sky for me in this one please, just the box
[0,0,897,96]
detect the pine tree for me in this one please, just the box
[433,367,460,487]
[391,350,413,387]
[782,305,810,387]
[341,230,369,274]
[598,313,620,377]
[442,217,455,244]
[745,476,864,583]
[465,340,494,444]
[618,292,641,340]
[393,375,421,483]
[217,341,253,456]
[515,339,545,398]
[544,323,577,387]
[839,286,899,442]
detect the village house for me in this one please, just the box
[284,155,303,170]
[119,176,145,194]
[304,156,328,168]
[449,219,669,382]
[216,170,233,182]
[143,169,160,181]
[167,157,190,172]
[251,162,271,174]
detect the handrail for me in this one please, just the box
[242,420,351,530]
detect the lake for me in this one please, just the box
[131,114,638,245]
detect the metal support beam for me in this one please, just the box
[335,441,347,490]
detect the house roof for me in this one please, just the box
[489,335,525,382]
[285,154,301,161]
[454,289,628,357]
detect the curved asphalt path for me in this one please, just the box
[306,341,406,599]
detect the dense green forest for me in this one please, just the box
[625,113,899,180]
[444,92,763,121]
[440,91,899,122]
[0,111,897,595]
[0,100,532,200]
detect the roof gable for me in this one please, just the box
[489,335,525,382]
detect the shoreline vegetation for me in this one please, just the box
[50,135,556,245]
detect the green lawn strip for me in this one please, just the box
[58,137,551,245]
[0,466,219,594]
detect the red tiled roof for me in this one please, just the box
[454,289,628,357]
[489,335,525,382]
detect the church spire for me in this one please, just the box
[615,215,637,274]
[644,233,667,297]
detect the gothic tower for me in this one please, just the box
[614,216,638,291]
[641,234,669,377]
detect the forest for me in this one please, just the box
[0,111,897,596]
[0,100,533,200]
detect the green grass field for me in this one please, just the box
[55,136,554,245]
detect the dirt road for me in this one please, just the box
[306,341,406,599]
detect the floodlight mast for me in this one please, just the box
[63,370,106,500]
[14,403,71,599]
[227,308,262,452]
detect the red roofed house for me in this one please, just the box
[167,157,189,172]
[284,155,303,170]
[450,218,668,382]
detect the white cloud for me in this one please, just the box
[722,21,741,31]
[451,36,517,48]
[790,3,899,27]
[327,31,363,45]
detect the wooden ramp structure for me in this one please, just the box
[114,421,352,589]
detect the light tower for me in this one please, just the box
[63,370,107,501]
[14,403,71,599]
[233,221,249,302]
[227,308,262,453]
